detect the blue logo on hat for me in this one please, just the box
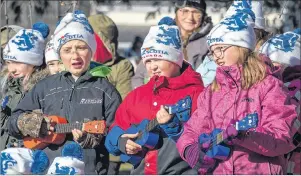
[207,37,224,45]
[1,152,18,175]
[156,26,181,50]
[73,13,94,34]
[12,30,38,51]
[268,32,300,52]
[221,12,251,31]
[58,33,84,47]
[52,163,77,175]
[3,54,17,60]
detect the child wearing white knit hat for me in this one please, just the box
[176,1,298,175]
[45,40,63,75]
[0,22,50,153]
[196,0,270,87]
[51,10,97,80]
[47,142,85,175]
[0,148,49,175]
[260,28,301,175]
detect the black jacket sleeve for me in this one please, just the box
[7,82,43,139]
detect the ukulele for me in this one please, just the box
[23,115,106,150]
[199,112,258,163]
[119,96,192,166]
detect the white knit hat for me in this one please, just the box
[2,22,49,66]
[141,17,183,67]
[207,1,256,50]
[47,142,85,175]
[251,1,266,29]
[45,40,59,63]
[53,10,96,56]
[224,0,265,30]
[0,148,49,175]
[260,28,300,66]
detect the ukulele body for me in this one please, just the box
[120,119,159,166]
[198,113,259,173]
[23,116,68,150]
[199,128,230,161]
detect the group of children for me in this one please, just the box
[0,0,300,175]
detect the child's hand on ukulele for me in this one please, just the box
[72,129,84,142]
[156,105,173,124]
[121,133,142,155]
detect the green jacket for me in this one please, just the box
[88,14,134,100]
[0,78,23,151]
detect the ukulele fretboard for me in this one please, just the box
[146,118,159,132]
[55,123,83,133]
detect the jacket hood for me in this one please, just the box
[24,68,50,91]
[88,14,119,66]
[188,16,213,43]
[260,54,301,83]
[148,62,203,91]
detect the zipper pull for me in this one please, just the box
[61,98,64,109]
[69,85,75,101]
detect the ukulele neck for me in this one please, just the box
[145,118,159,132]
[55,123,83,133]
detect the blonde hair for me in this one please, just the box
[211,46,266,91]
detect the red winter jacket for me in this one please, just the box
[111,63,204,174]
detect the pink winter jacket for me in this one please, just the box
[177,65,298,174]
[270,63,301,175]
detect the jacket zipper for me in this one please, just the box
[69,84,75,101]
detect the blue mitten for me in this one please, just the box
[104,126,125,155]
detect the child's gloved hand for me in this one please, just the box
[223,119,239,145]
[199,133,211,151]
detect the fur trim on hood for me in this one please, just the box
[24,68,50,91]
[0,67,50,97]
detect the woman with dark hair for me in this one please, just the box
[131,0,212,89]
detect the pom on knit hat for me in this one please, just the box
[2,22,49,66]
[0,148,49,175]
[141,16,183,67]
[251,1,265,29]
[33,22,50,39]
[53,10,96,56]
[45,40,59,63]
[47,142,85,175]
[260,28,300,66]
[206,0,256,50]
